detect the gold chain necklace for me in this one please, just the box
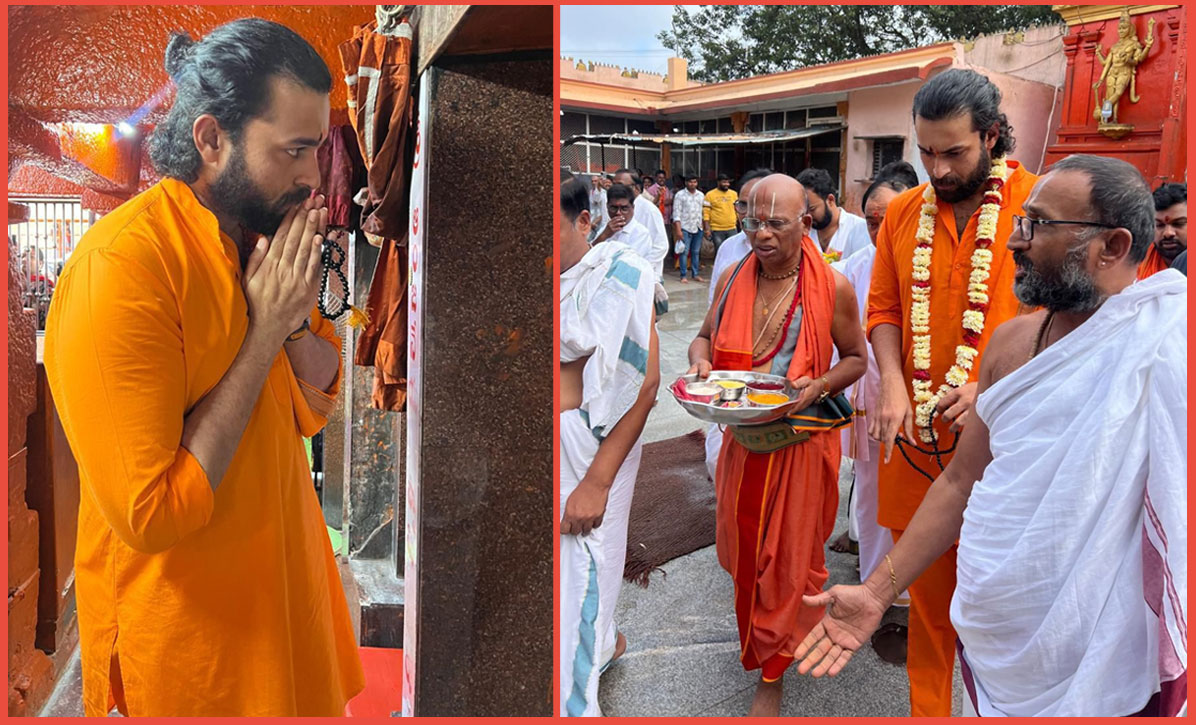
[752,277,799,353]
[757,276,798,317]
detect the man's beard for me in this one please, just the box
[1155,236,1184,262]
[209,145,311,241]
[931,146,991,204]
[1013,242,1105,312]
[811,203,832,231]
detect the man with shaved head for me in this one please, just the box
[687,174,867,715]
[796,155,1186,717]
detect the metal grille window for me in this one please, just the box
[626,147,661,178]
[561,111,587,139]
[785,109,807,129]
[872,138,905,177]
[8,197,93,330]
[626,117,657,135]
[587,113,625,135]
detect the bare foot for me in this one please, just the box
[611,630,627,663]
[694,276,706,283]
[828,531,858,554]
[600,631,627,673]
[748,675,783,716]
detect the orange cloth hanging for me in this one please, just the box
[339,19,414,240]
[339,19,414,411]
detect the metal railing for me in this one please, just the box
[8,197,93,330]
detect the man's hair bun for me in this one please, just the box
[164,32,195,79]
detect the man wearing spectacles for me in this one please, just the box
[798,154,1186,718]
[703,168,774,484]
[686,173,867,716]
[598,169,668,285]
[593,183,656,275]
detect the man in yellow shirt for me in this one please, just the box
[704,172,740,252]
[44,19,363,715]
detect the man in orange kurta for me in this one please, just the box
[43,20,363,715]
[687,175,867,715]
[866,69,1036,716]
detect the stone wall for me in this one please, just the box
[8,241,54,716]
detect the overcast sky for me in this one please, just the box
[560,5,691,76]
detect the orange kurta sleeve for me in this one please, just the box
[45,248,214,555]
[287,305,344,437]
[873,165,1036,531]
[866,201,906,338]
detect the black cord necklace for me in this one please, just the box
[894,409,961,482]
[318,236,350,320]
[316,233,370,329]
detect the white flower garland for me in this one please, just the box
[910,157,1009,442]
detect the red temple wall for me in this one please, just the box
[1043,6,1186,186]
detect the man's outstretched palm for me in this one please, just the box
[794,585,888,677]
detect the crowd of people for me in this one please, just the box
[560,68,1186,717]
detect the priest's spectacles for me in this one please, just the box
[1013,214,1117,241]
[742,212,807,233]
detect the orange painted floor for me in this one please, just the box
[345,646,403,717]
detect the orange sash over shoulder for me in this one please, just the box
[1137,245,1171,280]
[710,236,841,681]
[712,235,835,377]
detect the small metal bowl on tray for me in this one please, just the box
[684,381,722,404]
[671,370,803,426]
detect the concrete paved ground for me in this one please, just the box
[598,269,962,717]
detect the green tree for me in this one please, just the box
[658,5,1061,83]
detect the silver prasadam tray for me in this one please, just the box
[669,370,805,426]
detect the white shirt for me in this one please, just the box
[633,194,669,282]
[604,218,659,281]
[672,188,706,234]
[812,209,871,264]
[831,244,877,388]
[588,187,607,239]
[708,230,753,305]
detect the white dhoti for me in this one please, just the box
[560,242,656,717]
[833,246,895,582]
[851,440,890,581]
[560,411,642,717]
[704,423,721,482]
[953,272,1188,717]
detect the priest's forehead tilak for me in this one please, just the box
[746,174,808,218]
